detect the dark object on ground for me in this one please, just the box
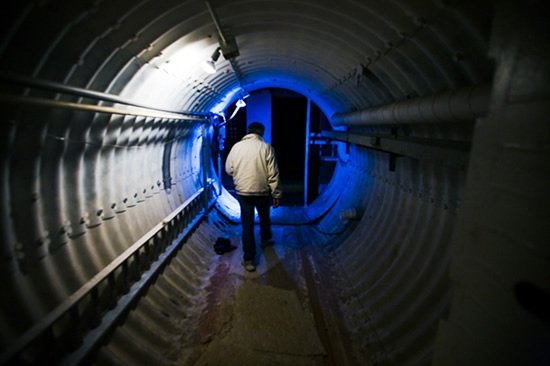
[214,237,237,254]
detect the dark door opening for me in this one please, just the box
[271,89,307,206]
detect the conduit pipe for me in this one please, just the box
[0,72,208,119]
[0,92,201,121]
[331,83,491,126]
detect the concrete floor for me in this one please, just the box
[176,222,353,366]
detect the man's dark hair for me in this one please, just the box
[247,122,265,136]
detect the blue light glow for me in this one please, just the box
[208,75,340,123]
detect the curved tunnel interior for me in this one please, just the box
[1,1,549,365]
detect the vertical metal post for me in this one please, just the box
[217,152,222,195]
[201,123,209,209]
[215,116,223,195]
[304,98,311,206]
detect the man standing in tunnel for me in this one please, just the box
[225,121,282,272]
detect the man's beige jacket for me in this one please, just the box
[225,133,282,198]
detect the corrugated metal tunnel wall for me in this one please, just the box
[1,1,548,365]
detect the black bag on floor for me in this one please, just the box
[214,237,236,254]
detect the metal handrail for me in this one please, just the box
[0,184,215,365]
[0,71,216,364]
[0,92,201,120]
[0,71,210,119]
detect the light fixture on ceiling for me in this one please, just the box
[202,47,221,74]
[235,98,246,108]
[228,97,247,120]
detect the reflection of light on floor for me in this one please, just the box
[215,188,241,220]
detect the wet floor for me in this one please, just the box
[176,222,353,366]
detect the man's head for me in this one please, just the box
[247,122,265,136]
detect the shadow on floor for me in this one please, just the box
[177,221,354,366]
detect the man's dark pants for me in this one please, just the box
[237,195,272,262]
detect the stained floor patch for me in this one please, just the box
[234,281,325,355]
[194,281,325,365]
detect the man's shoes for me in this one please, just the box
[243,260,256,272]
[261,238,275,248]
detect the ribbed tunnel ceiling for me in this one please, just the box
[2,0,492,115]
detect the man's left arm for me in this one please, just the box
[225,148,235,176]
